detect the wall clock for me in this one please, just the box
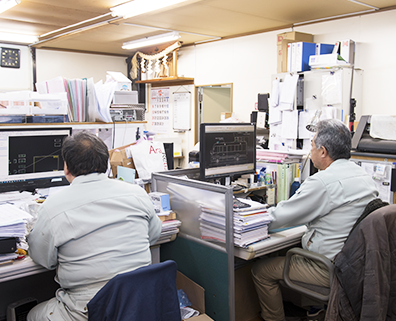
[1,47,20,68]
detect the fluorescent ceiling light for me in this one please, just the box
[122,32,180,50]
[0,0,20,14]
[111,0,189,19]
[0,32,38,44]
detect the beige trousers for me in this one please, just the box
[251,254,329,321]
[27,281,107,321]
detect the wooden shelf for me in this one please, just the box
[136,77,194,88]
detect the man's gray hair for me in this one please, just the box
[314,119,351,160]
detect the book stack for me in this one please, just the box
[199,198,272,248]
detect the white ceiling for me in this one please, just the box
[1,0,396,56]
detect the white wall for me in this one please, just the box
[0,47,129,92]
[36,49,128,84]
[2,10,396,164]
[177,10,396,123]
[0,44,32,91]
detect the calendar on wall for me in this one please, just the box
[151,88,171,133]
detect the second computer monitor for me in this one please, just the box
[199,123,256,182]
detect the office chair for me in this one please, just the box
[282,201,395,320]
[87,260,182,321]
[282,247,334,303]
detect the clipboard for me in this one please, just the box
[172,86,191,131]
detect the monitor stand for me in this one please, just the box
[214,176,231,186]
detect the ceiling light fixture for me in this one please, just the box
[110,0,189,19]
[122,31,181,50]
[0,0,19,14]
[0,32,38,44]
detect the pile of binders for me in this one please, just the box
[199,198,273,248]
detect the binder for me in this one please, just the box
[0,237,17,254]
[293,42,316,72]
[315,43,335,55]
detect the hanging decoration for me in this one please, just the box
[130,41,181,80]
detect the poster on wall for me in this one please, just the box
[151,87,171,133]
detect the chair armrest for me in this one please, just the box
[283,247,334,302]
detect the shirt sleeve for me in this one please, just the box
[148,208,162,245]
[268,175,331,230]
[27,206,58,270]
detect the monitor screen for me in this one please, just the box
[0,127,72,192]
[199,123,256,181]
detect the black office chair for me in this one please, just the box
[283,247,334,303]
[87,260,182,321]
[281,199,394,319]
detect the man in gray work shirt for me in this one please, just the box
[27,131,162,321]
[251,119,378,321]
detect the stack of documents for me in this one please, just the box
[0,204,32,238]
[0,204,32,263]
[157,219,181,244]
[256,149,303,164]
[199,198,272,248]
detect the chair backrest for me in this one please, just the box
[87,260,182,321]
[281,198,389,303]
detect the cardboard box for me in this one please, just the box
[108,142,137,178]
[177,271,214,321]
[158,211,176,222]
[276,31,313,46]
[277,39,296,73]
[221,112,232,121]
[109,145,152,193]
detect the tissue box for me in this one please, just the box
[149,192,171,213]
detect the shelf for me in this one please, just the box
[136,77,194,88]
[0,121,147,127]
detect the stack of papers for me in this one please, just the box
[0,204,32,238]
[0,204,32,263]
[256,149,305,164]
[199,198,272,248]
[157,219,181,244]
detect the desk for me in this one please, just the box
[0,190,179,319]
[0,238,177,320]
[152,169,306,321]
[234,225,306,260]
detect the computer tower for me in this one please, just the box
[7,298,37,321]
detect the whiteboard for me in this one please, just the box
[173,92,191,131]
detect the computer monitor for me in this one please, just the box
[0,127,72,193]
[199,123,256,182]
